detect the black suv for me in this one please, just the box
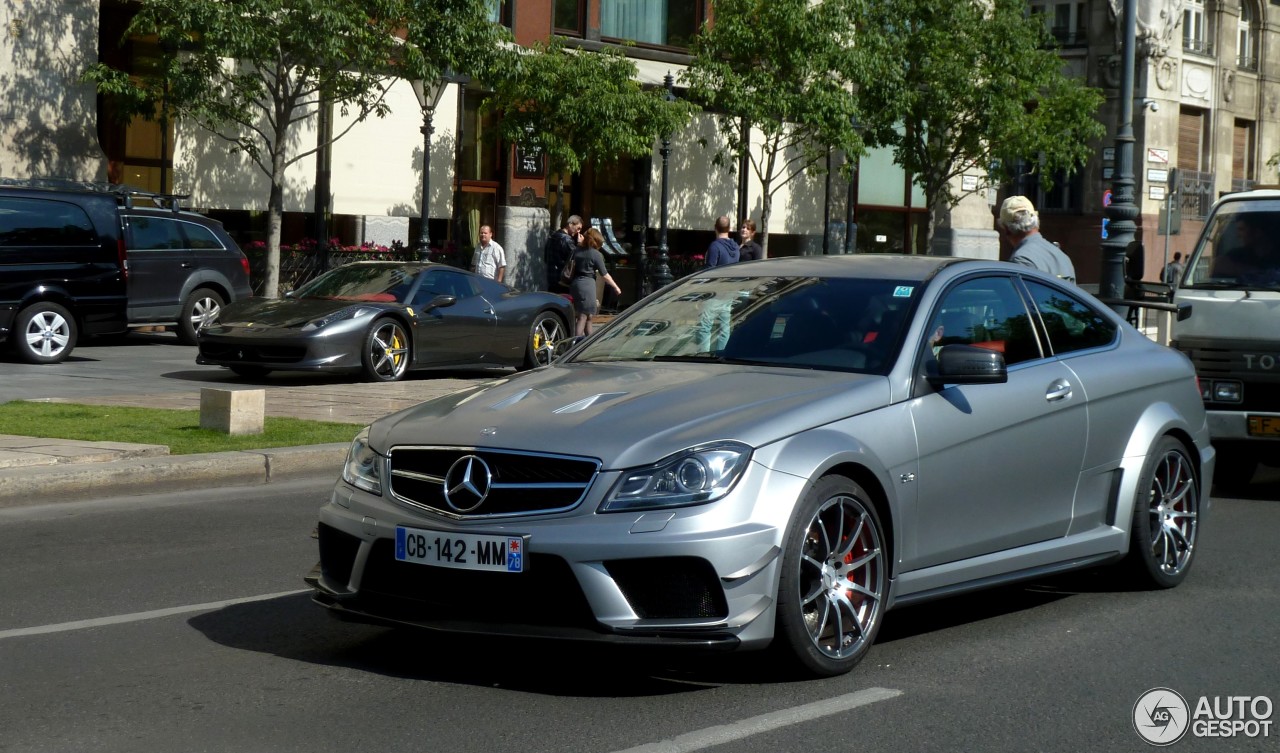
[0,180,253,363]
[0,182,129,363]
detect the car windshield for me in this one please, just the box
[1183,200,1280,290]
[292,265,419,302]
[571,275,918,374]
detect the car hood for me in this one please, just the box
[216,297,373,328]
[369,361,891,468]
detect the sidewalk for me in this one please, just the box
[0,376,488,508]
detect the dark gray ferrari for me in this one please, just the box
[196,261,574,381]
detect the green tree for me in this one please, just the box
[685,0,864,257]
[852,0,1105,253]
[484,38,695,229]
[84,0,416,297]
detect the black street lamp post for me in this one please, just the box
[411,76,450,262]
[651,73,677,290]
[1101,0,1138,306]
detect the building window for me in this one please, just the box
[1038,167,1083,212]
[488,0,510,27]
[1233,119,1256,191]
[1030,1,1086,47]
[1238,1,1258,70]
[553,0,584,35]
[601,0,700,50]
[1183,0,1212,55]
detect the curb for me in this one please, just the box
[0,443,349,508]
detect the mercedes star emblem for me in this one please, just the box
[442,455,493,512]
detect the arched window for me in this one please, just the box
[1238,1,1259,70]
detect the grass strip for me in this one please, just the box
[0,401,360,455]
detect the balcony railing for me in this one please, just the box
[1231,177,1256,194]
[1237,53,1258,71]
[1183,36,1214,56]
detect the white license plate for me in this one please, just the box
[395,526,525,573]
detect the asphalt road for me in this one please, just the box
[0,476,1276,753]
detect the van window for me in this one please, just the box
[0,197,98,247]
[1183,201,1280,290]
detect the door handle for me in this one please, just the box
[1045,379,1073,402]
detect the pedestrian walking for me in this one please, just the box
[471,225,506,283]
[568,227,622,337]
[996,195,1076,283]
[544,215,582,290]
[1163,252,1184,285]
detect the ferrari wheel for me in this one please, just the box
[773,475,887,677]
[523,311,566,369]
[362,317,410,382]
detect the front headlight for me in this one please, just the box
[600,441,752,513]
[302,306,372,331]
[341,426,383,495]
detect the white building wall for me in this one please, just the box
[0,0,105,181]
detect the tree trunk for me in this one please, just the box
[266,180,283,298]
[759,189,773,259]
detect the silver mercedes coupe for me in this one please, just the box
[307,254,1213,677]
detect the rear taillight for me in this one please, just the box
[240,253,251,278]
[118,237,129,281]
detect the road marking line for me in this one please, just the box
[608,686,903,753]
[0,589,309,641]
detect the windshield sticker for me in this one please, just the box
[893,286,914,297]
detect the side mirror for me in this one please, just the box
[284,290,295,299]
[423,294,457,311]
[1177,302,1193,321]
[927,344,1008,387]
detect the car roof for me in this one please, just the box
[695,253,973,283]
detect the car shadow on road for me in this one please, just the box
[187,593,770,694]
[159,367,512,387]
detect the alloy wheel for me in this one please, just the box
[798,494,885,660]
[24,309,72,360]
[368,320,409,380]
[1143,447,1198,576]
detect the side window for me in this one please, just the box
[128,216,184,250]
[412,269,478,305]
[927,277,1042,365]
[180,222,225,250]
[0,197,97,247]
[1024,280,1117,355]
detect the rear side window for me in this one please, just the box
[128,216,185,250]
[180,222,226,250]
[0,197,98,247]
[1024,280,1117,355]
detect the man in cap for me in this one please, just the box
[997,195,1076,283]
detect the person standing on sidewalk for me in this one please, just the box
[738,218,763,261]
[544,215,582,291]
[997,196,1075,283]
[1163,252,1184,286]
[471,225,506,283]
[705,215,740,268]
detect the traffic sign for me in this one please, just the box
[1103,189,1113,208]
[1101,217,1110,239]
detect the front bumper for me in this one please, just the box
[306,460,807,651]
[196,328,362,373]
[1206,409,1280,443]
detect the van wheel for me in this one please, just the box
[178,288,225,345]
[13,302,78,364]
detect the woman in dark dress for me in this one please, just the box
[569,227,623,336]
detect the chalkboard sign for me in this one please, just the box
[514,144,544,179]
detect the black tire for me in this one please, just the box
[1124,436,1200,589]
[1212,445,1258,495]
[178,288,225,345]
[773,475,888,677]
[229,365,271,379]
[523,311,567,369]
[12,301,78,364]
[361,318,410,382]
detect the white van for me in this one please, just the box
[1171,188,1280,490]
